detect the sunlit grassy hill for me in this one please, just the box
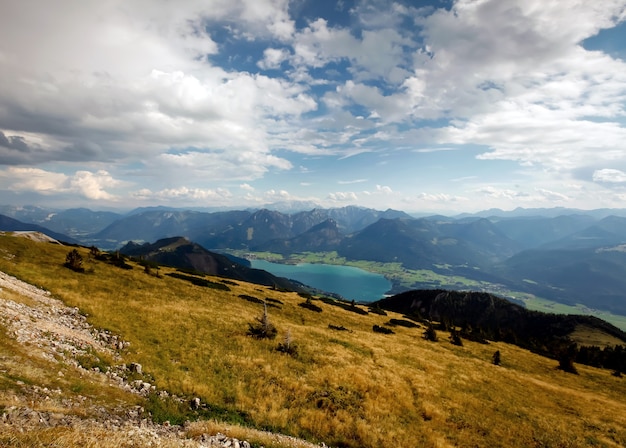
[1,234,626,447]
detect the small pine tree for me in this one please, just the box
[64,249,84,272]
[88,245,100,259]
[449,328,463,346]
[492,350,501,366]
[423,322,438,342]
[558,343,579,374]
[247,303,278,340]
[277,329,298,356]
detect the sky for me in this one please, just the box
[1,0,626,214]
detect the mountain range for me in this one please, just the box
[3,204,626,315]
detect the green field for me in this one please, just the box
[521,296,626,331]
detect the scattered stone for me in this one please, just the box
[129,362,143,374]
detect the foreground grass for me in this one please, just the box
[1,236,626,447]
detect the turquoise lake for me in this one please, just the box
[250,259,391,303]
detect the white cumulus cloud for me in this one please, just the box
[593,168,626,183]
[327,191,358,202]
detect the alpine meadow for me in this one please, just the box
[1,233,626,447]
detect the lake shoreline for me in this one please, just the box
[249,258,392,303]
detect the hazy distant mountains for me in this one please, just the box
[3,204,626,314]
[86,206,412,249]
[0,205,121,240]
[337,217,522,270]
[0,213,79,244]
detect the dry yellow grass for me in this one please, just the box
[1,235,626,447]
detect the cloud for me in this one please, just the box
[0,131,41,164]
[327,191,358,202]
[290,7,417,83]
[0,0,314,181]
[412,147,457,153]
[593,168,626,183]
[535,188,570,202]
[0,167,121,200]
[413,0,626,174]
[477,186,531,200]
[476,185,570,204]
[0,167,68,194]
[451,175,478,182]
[258,48,290,70]
[336,80,412,124]
[263,189,291,201]
[292,18,360,68]
[0,131,29,152]
[152,150,292,182]
[132,186,232,202]
[287,0,626,177]
[69,171,121,200]
[2,0,626,212]
[415,192,468,203]
[338,178,368,185]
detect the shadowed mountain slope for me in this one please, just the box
[338,218,520,270]
[93,210,252,248]
[489,214,596,249]
[119,237,302,291]
[375,289,626,367]
[492,246,626,314]
[538,215,626,250]
[253,219,344,254]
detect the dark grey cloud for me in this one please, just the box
[0,130,110,165]
[0,132,29,152]
[0,131,41,164]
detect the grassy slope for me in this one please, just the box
[1,236,626,447]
